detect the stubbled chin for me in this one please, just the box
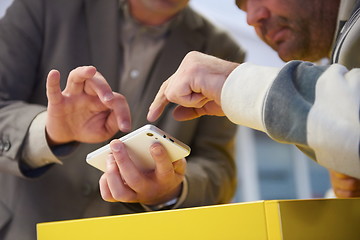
[264,39,280,54]
[274,43,294,62]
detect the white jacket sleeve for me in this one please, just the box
[221,60,360,178]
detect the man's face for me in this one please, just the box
[236,0,340,62]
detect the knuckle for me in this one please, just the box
[186,64,200,75]
[185,51,200,60]
[101,193,114,202]
[165,92,177,103]
[114,191,136,203]
[111,191,126,202]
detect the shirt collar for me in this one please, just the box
[330,0,358,53]
[334,0,358,37]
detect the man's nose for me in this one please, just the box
[246,3,270,27]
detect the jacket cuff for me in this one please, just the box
[221,62,280,132]
[22,111,63,168]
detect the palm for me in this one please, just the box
[47,94,117,143]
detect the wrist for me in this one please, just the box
[144,182,183,210]
[45,127,72,146]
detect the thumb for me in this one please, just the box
[46,70,63,105]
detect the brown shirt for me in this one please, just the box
[119,0,178,108]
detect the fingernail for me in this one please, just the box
[103,92,114,102]
[111,142,122,152]
[120,121,130,131]
[146,112,152,121]
[147,111,155,122]
[152,144,163,156]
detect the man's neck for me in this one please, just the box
[128,0,177,26]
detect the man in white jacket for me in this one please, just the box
[147,0,360,197]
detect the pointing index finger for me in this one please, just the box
[147,81,170,122]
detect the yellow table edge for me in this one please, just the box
[37,198,360,240]
[37,201,268,240]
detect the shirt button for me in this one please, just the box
[130,69,139,79]
[3,140,11,151]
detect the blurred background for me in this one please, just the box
[0,0,331,203]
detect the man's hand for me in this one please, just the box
[99,140,186,205]
[147,51,239,122]
[329,169,360,197]
[46,66,131,145]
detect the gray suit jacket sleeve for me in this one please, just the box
[0,0,47,176]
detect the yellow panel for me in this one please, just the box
[276,198,360,240]
[37,201,268,240]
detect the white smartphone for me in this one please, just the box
[86,124,191,172]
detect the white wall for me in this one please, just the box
[0,0,13,18]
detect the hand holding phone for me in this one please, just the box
[86,124,191,171]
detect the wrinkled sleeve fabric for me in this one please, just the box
[0,0,46,176]
[22,111,63,168]
[222,60,360,178]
